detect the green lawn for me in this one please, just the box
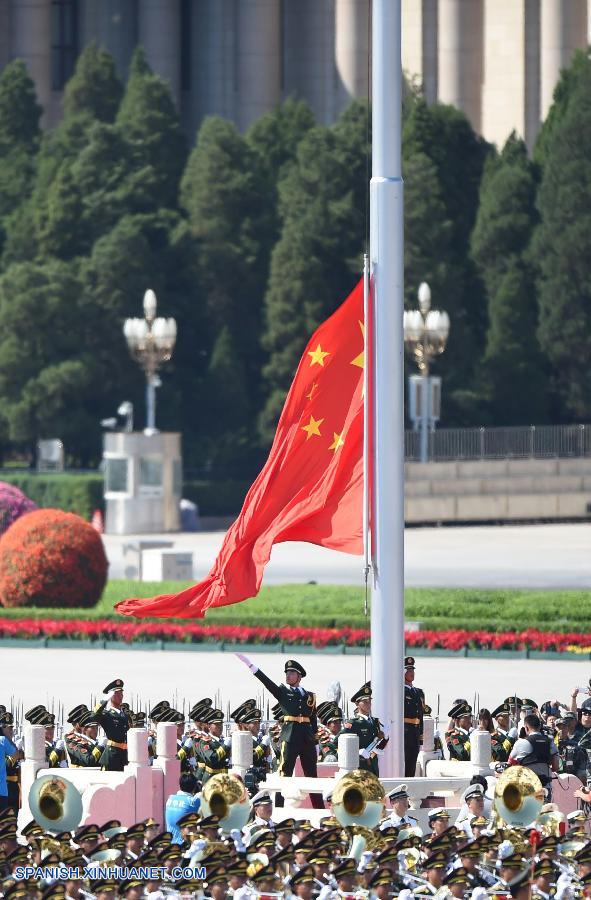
[0,582,589,632]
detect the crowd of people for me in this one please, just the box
[2,656,591,899]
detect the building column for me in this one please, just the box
[78,0,139,79]
[236,0,281,130]
[139,0,181,105]
[335,0,370,114]
[438,0,484,131]
[11,0,51,121]
[282,0,336,125]
[540,0,588,119]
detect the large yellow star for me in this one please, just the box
[351,321,365,368]
[308,344,330,367]
[301,414,324,440]
[329,432,344,452]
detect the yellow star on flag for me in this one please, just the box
[350,321,365,369]
[329,432,344,452]
[308,344,330,367]
[301,414,324,440]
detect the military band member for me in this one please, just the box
[381,783,418,830]
[198,708,229,784]
[93,678,130,771]
[69,711,102,767]
[404,656,425,777]
[235,654,323,809]
[343,683,388,776]
[63,704,89,766]
[447,702,473,761]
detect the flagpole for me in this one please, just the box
[370,0,405,777]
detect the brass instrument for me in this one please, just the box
[494,766,544,827]
[200,773,251,834]
[333,770,386,829]
[29,773,83,832]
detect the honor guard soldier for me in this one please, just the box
[69,712,102,767]
[343,682,388,776]
[236,654,324,809]
[491,703,515,762]
[447,702,473,761]
[317,702,343,762]
[24,707,67,767]
[93,678,130,771]
[404,656,425,777]
[198,708,229,784]
[63,705,89,765]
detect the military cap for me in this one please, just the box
[197,814,221,830]
[580,698,591,712]
[226,858,248,878]
[89,880,118,895]
[492,703,511,719]
[508,868,533,897]
[125,823,146,841]
[119,881,145,895]
[74,824,100,842]
[290,865,316,887]
[147,832,172,850]
[251,790,273,807]
[470,816,488,828]
[0,822,17,840]
[0,712,14,726]
[448,702,472,719]
[204,708,224,724]
[103,678,124,693]
[285,659,306,678]
[249,863,280,884]
[424,851,449,869]
[461,839,484,858]
[204,865,228,885]
[101,819,121,832]
[242,709,262,724]
[24,705,47,724]
[294,818,313,832]
[4,886,36,900]
[581,872,591,887]
[504,696,523,707]
[306,848,332,865]
[192,696,213,709]
[142,817,159,828]
[376,845,399,866]
[248,828,276,850]
[41,885,67,900]
[176,812,200,830]
[21,820,44,838]
[428,807,451,822]
[533,859,556,878]
[6,846,30,866]
[316,701,335,718]
[273,817,295,834]
[521,698,537,710]
[567,810,586,824]
[424,832,455,854]
[158,844,183,862]
[149,701,170,718]
[106,834,126,850]
[79,711,99,727]
[443,866,470,886]
[501,851,526,868]
[404,656,416,668]
[574,842,591,863]
[351,683,372,704]
[462,784,485,804]
[332,858,359,879]
[41,711,56,726]
[231,699,257,721]
[538,835,558,851]
[368,867,395,888]
[66,704,89,724]
[387,783,409,801]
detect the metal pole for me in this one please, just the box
[420,376,429,464]
[146,376,156,432]
[370,0,405,778]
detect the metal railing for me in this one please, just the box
[405,424,591,462]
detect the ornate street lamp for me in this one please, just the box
[123,289,177,435]
[403,282,450,462]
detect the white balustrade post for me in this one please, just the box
[230,732,253,781]
[470,729,492,775]
[127,728,149,767]
[19,724,47,829]
[337,733,359,775]
[153,723,180,819]
[125,727,152,823]
[422,716,435,752]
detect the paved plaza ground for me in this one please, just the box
[103,521,591,588]
[5,647,589,720]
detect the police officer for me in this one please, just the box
[508,712,559,799]
[93,678,130,771]
[343,683,387,776]
[235,654,323,809]
[404,657,424,777]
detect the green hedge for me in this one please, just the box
[0,473,103,521]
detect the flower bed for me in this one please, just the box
[0,618,590,652]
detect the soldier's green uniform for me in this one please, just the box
[316,702,342,763]
[93,678,130,772]
[491,729,514,762]
[446,701,473,762]
[198,708,229,784]
[404,656,425,777]
[343,683,386,777]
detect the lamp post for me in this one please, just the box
[123,289,177,435]
[403,282,450,462]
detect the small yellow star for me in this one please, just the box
[351,321,365,369]
[306,382,319,401]
[301,414,324,440]
[329,432,344,451]
[308,344,330,367]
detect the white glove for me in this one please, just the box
[235,652,258,673]
[471,889,489,900]
[230,828,246,853]
[261,735,271,747]
[59,760,68,768]
[15,737,24,751]
[224,736,232,748]
[56,739,65,750]
[398,890,413,900]
[358,850,374,872]
[556,873,575,900]
[98,736,108,747]
[359,747,371,760]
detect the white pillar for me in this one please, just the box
[282,0,336,124]
[19,724,47,831]
[127,728,149,766]
[236,0,281,130]
[540,0,588,119]
[421,716,434,753]
[78,0,138,78]
[438,0,483,131]
[153,723,180,808]
[11,0,51,122]
[139,0,181,105]
[230,731,253,780]
[370,0,405,778]
[470,729,492,775]
[335,0,370,113]
[337,733,360,775]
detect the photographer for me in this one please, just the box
[508,713,559,799]
[0,712,20,814]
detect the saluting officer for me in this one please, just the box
[404,656,425,777]
[236,654,323,809]
[93,678,130,771]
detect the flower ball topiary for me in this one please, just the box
[0,509,108,609]
[0,482,37,536]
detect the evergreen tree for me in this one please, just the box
[63,42,123,123]
[534,68,591,419]
[116,47,186,209]
[534,48,591,167]
[471,134,546,424]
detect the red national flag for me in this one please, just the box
[115,279,364,619]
